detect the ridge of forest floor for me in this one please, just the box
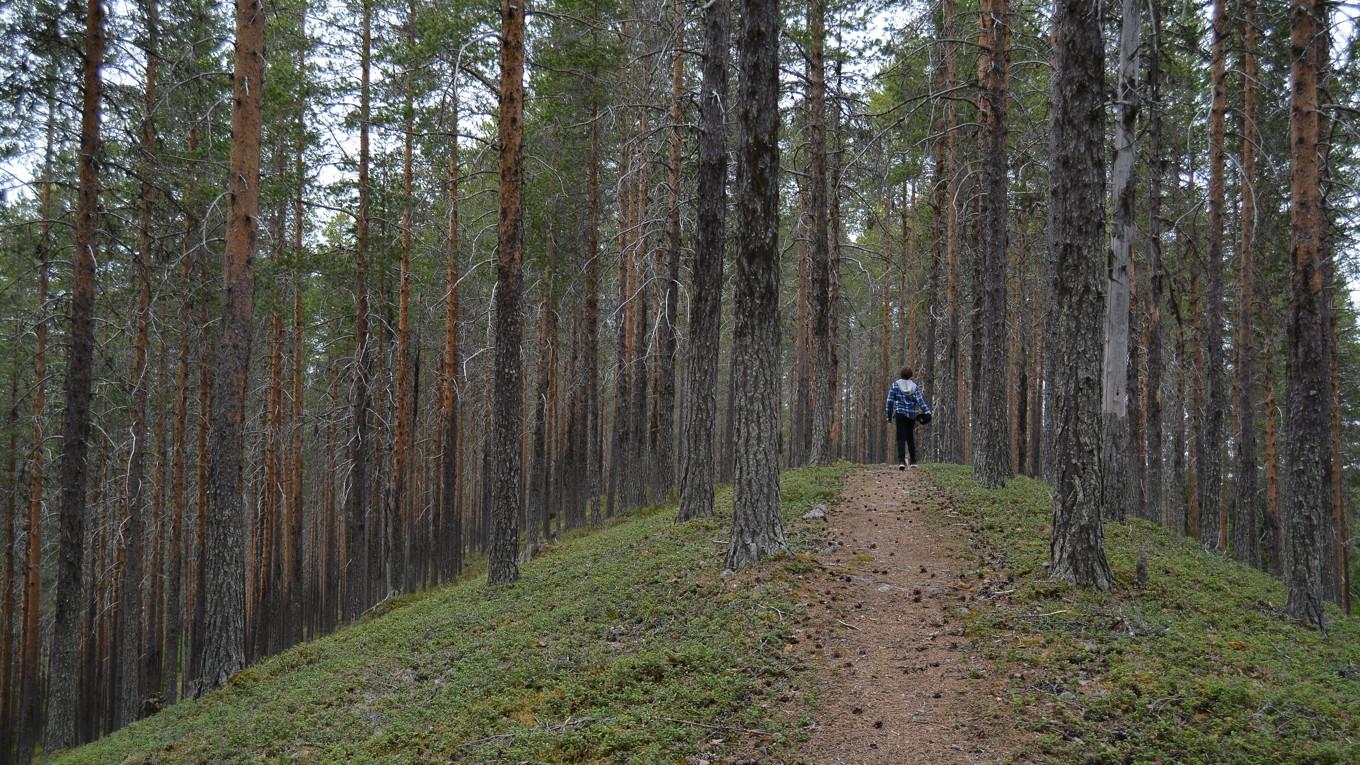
[53,465,850,765]
[927,464,1360,764]
[785,464,1019,764]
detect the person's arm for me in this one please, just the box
[917,389,931,415]
[885,387,895,421]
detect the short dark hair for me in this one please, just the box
[899,367,913,380]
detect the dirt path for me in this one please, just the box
[789,465,1014,764]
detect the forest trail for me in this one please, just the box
[793,466,1015,764]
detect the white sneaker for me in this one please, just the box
[909,463,920,469]
[898,461,906,471]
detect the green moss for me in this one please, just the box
[927,464,1360,765]
[56,464,849,765]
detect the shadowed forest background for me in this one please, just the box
[0,0,1356,760]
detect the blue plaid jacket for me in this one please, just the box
[885,379,931,420]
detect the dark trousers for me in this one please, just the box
[894,414,918,465]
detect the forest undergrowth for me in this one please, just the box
[53,466,849,765]
[51,462,1360,764]
[928,465,1360,764]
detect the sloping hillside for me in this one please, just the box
[55,466,848,765]
[54,463,1360,765]
[929,465,1360,765]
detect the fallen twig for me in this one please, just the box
[462,716,599,749]
[655,716,770,736]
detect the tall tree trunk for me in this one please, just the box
[45,0,104,746]
[1143,0,1165,526]
[1027,274,1042,477]
[188,149,213,696]
[441,85,463,582]
[972,0,1011,487]
[1315,33,1344,611]
[288,54,307,645]
[925,91,944,465]
[1046,0,1113,590]
[145,359,168,703]
[116,0,160,723]
[165,155,194,706]
[585,94,602,527]
[1233,0,1260,567]
[1100,0,1137,521]
[724,0,785,572]
[806,0,833,466]
[790,178,811,468]
[942,0,963,463]
[678,0,728,522]
[1282,0,1329,628]
[1265,371,1281,574]
[346,0,373,621]
[1,367,16,763]
[488,0,526,585]
[827,59,843,460]
[1329,303,1348,610]
[18,185,52,765]
[190,0,265,695]
[394,11,415,591]
[1197,0,1228,548]
[15,98,54,765]
[628,102,650,512]
[654,0,683,501]
[608,90,635,521]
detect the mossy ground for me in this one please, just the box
[56,464,849,765]
[928,464,1360,765]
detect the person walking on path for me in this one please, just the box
[884,367,931,470]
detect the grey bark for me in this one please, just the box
[1046,0,1114,591]
[971,0,1011,488]
[1101,0,1138,522]
[724,0,786,572]
[1282,0,1329,628]
[45,0,104,747]
[677,0,728,522]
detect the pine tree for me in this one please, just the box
[724,0,786,572]
[677,0,729,523]
[487,0,526,585]
[1046,0,1113,591]
[971,0,1011,487]
[44,0,104,746]
[191,0,266,696]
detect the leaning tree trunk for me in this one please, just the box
[487,0,526,585]
[44,0,104,747]
[677,0,729,523]
[1100,0,1138,522]
[724,0,786,572]
[1046,0,1113,591]
[971,0,1011,488]
[1282,0,1330,629]
[190,0,265,697]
